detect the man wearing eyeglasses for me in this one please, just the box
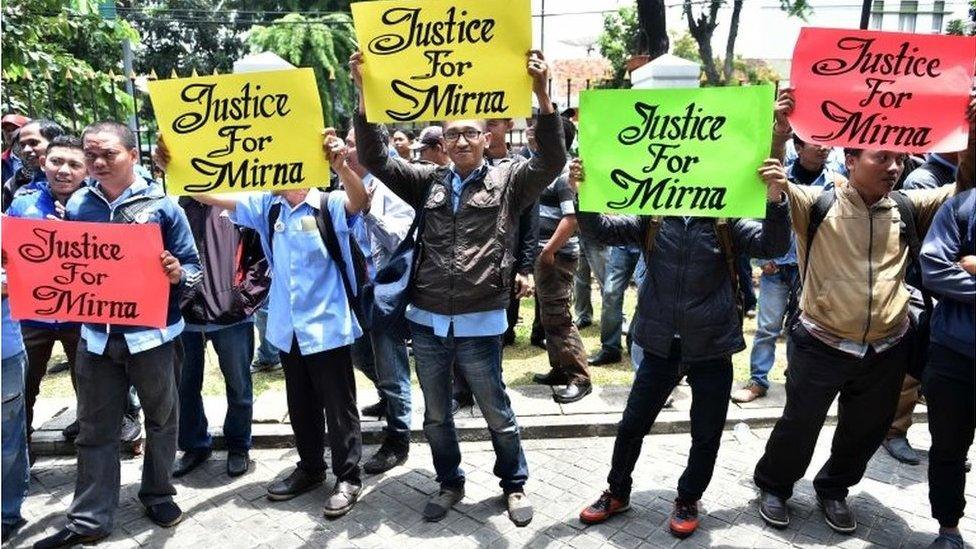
[349,49,566,527]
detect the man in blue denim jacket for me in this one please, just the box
[35,121,201,549]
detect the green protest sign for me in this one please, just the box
[578,85,774,218]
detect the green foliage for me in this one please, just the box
[247,12,357,125]
[1,0,139,127]
[597,6,639,89]
[945,18,975,35]
[669,30,700,63]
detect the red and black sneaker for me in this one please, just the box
[669,498,700,538]
[579,490,630,525]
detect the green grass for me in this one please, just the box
[38,282,787,399]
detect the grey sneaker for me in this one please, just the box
[323,481,361,518]
[506,491,533,527]
[423,486,464,522]
[882,436,920,465]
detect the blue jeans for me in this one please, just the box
[2,352,29,529]
[178,322,254,452]
[254,305,280,365]
[371,329,412,443]
[748,265,799,388]
[409,321,528,492]
[600,246,642,355]
[573,235,608,324]
[351,330,413,443]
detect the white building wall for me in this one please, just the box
[531,0,970,62]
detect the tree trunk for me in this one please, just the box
[723,0,744,84]
[685,0,721,85]
[636,0,669,59]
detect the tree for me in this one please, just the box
[635,0,669,59]
[246,12,357,125]
[597,5,640,88]
[684,0,809,86]
[126,0,250,79]
[1,0,140,127]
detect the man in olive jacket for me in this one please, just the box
[350,49,566,527]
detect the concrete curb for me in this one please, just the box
[29,407,930,456]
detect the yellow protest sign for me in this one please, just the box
[147,68,330,195]
[351,0,532,124]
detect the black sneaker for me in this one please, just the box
[363,439,409,475]
[61,420,80,441]
[759,490,790,528]
[423,486,464,522]
[267,467,326,501]
[361,399,387,419]
[146,501,184,527]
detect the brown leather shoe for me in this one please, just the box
[731,382,767,403]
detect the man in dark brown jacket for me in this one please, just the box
[349,49,566,527]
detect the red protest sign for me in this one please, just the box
[1,216,169,328]
[790,27,976,153]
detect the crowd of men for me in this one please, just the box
[0,49,973,549]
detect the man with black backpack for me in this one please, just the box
[572,153,791,538]
[753,88,973,535]
[192,132,370,518]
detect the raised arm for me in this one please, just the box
[770,88,794,162]
[324,130,368,215]
[568,158,644,247]
[349,51,437,208]
[511,51,568,211]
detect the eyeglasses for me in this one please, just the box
[443,129,483,142]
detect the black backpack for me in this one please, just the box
[267,192,369,327]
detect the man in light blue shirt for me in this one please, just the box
[343,128,416,476]
[194,133,370,519]
[733,134,839,404]
[1,268,29,543]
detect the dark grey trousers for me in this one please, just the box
[67,335,181,536]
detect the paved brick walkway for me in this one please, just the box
[8,424,975,548]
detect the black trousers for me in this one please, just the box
[280,339,361,485]
[23,325,80,432]
[923,343,975,528]
[607,339,732,502]
[754,322,911,500]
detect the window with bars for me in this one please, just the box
[932,0,945,32]
[871,0,885,29]
[899,0,918,32]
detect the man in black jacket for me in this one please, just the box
[350,49,566,527]
[572,156,790,539]
[154,145,271,478]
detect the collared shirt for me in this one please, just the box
[361,174,415,272]
[79,178,185,355]
[800,313,910,358]
[230,189,362,355]
[2,269,24,360]
[406,160,507,338]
